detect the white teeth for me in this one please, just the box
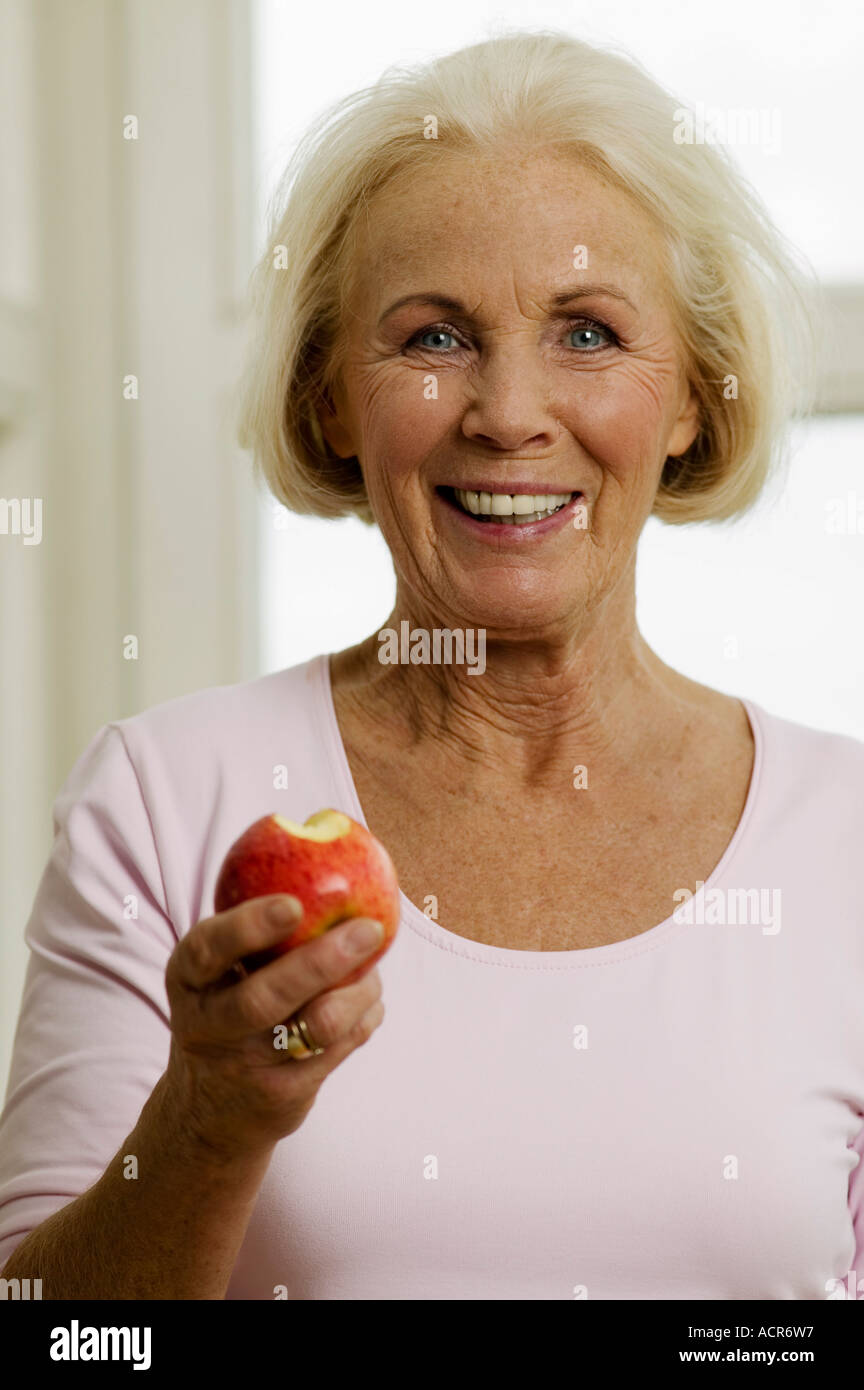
[453,489,575,523]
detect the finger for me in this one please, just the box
[276,997,386,1073]
[199,919,385,1041]
[169,896,304,990]
[286,967,382,1051]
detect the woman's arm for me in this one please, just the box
[2,901,386,1300]
[0,719,389,1299]
[0,1070,273,1300]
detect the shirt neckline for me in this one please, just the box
[311,652,766,971]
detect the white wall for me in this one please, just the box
[0,0,260,1094]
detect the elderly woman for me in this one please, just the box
[1,31,862,1302]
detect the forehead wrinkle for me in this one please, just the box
[362,224,656,312]
[347,157,676,334]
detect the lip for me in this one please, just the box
[435,487,587,541]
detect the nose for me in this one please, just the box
[460,341,562,453]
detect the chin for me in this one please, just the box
[448,576,583,637]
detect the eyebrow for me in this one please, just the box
[378,283,637,324]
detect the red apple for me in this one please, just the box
[214,809,400,984]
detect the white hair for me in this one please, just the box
[237,29,818,525]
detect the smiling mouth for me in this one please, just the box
[440,486,580,525]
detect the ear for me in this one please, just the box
[666,383,701,458]
[317,385,357,459]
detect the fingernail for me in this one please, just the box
[345,919,384,955]
[268,896,302,925]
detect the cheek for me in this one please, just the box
[564,363,679,481]
[355,368,448,486]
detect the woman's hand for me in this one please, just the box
[163,895,386,1160]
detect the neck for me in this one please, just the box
[331,573,692,787]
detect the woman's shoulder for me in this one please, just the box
[114,654,330,748]
[679,675,864,828]
[746,695,864,763]
[690,672,864,770]
[742,695,864,831]
[41,654,345,939]
[57,654,334,822]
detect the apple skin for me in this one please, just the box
[214,809,400,985]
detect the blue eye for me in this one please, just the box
[415,328,457,351]
[569,324,610,351]
[405,318,615,354]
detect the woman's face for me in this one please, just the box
[321,150,699,639]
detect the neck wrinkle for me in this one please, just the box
[335,602,680,782]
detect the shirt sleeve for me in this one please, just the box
[0,723,178,1270]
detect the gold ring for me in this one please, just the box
[284,1012,325,1060]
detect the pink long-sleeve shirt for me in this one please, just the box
[1,653,863,1300]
